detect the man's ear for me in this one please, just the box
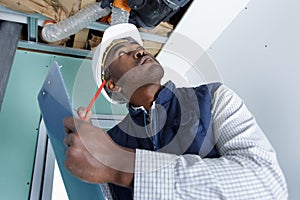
[106,79,122,93]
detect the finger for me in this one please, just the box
[64,133,81,147]
[64,133,73,147]
[64,147,76,171]
[64,147,82,172]
[63,117,81,134]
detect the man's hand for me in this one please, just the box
[63,117,135,187]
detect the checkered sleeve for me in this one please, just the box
[133,85,288,200]
[99,183,114,200]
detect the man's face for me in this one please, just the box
[104,39,164,99]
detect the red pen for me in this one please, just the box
[83,80,106,119]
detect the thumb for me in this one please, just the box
[77,107,92,121]
[77,106,87,119]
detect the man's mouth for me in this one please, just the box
[139,56,153,65]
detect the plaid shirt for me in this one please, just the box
[100,85,288,200]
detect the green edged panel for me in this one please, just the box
[0,50,127,199]
[0,50,49,199]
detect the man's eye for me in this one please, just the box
[119,51,126,57]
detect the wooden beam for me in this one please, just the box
[73,0,96,49]
[0,0,56,20]
[0,0,81,21]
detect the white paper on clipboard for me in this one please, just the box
[37,61,104,200]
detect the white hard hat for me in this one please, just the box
[92,23,143,104]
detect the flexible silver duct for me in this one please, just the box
[41,2,111,42]
[110,6,130,25]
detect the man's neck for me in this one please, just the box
[129,83,162,111]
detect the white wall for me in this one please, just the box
[208,0,300,199]
[162,0,300,199]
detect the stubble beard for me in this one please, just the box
[115,63,164,100]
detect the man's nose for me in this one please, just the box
[133,48,146,59]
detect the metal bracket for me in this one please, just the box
[27,17,38,42]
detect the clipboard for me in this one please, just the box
[38,61,104,200]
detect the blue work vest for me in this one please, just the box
[107,81,221,200]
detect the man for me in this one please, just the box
[63,23,287,199]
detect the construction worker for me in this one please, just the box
[63,23,287,199]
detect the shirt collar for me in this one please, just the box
[156,80,176,105]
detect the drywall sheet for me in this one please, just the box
[0,49,126,199]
